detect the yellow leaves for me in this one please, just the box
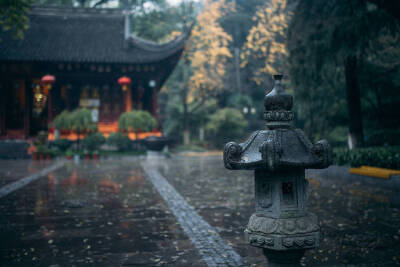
[169,31,182,40]
[187,0,234,100]
[241,0,292,82]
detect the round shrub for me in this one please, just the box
[52,139,72,152]
[107,132,131,152]
[206,108,248,147]
[82,132,106,152]
[118,110,157,136]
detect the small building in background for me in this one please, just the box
[0,6,189,140]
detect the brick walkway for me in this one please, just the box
[142,156,246,267]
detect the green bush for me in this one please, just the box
[70,108,97,134]
[226,93,253,110]
[333,146,400,170]
[35,144,47,154]
[206,108,248,147]
[118,110,157,137]
[82,132,105,152]
[52,139,72,151]
[366,129,400,146]
[52,110,71,131]
[34,131,48,146]
[107,132,131,152]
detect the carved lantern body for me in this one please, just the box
[223,75,332,265]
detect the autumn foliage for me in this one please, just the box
[241,0,293,85]
[187,0,234,102]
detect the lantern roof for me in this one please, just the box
[0,6,192,64]
[223,76,332,171]
[41,74,56,84]
[118,76,131,85]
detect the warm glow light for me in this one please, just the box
[118,76,131,91]
[41,74,56,90]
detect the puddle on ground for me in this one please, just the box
[0,159,204,267]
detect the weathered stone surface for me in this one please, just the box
[223,75,332,265]
[246,213,319,235]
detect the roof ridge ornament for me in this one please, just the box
[264,74,294,129]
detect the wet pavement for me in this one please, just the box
[0,159,204,266]
[0,155,400,266]
[0,160,54,187]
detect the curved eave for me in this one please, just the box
[126,23,193,59]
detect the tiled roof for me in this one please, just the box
[0,6,189,64]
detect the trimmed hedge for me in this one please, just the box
[82,132,106,152]
[107,132,131,152]
[333,146,400,170]
[52,139,72,151]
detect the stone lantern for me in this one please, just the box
[223,75,332,266]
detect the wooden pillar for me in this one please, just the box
[24,79,30,138]
[151,87,158,120]
[0,82,5,136]
[47,87,53,125]
[125,87,132,112]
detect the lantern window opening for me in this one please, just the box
[281,181,295,206]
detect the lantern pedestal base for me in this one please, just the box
[263,249,305,267]
[245,213,320,250]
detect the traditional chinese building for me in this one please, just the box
[0,6,189,140]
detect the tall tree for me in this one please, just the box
[162,0,234,145]
[288,0,400,148]
[241,0,293,87]
[184,0,234,144]
[188,0,234,101]
[0,0,34,39]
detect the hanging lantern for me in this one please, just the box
[33,84,47,115]
[118,76,131,91]
[41,74,56,93]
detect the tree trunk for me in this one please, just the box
[198,115,205,142]
[183,129,190,146]
[182,55,190,146]
[199,126,204,142]
[183,96,190,146]
[77,133,80,151]
[345,55,364,149]
[234,47,241,93]
[54,129,60,140]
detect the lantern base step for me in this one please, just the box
[245,213,320,250]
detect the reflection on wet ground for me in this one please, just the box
[0,160,52,187]
[0,159,204,266]
[0,155,399,266]
[157,155,400,266]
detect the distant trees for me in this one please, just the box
[288,0,400,148]
[0,0,33,39]
[206,108,248,147]
[241,0,293,87]
[163,0,234,145]
[188,0,234,100]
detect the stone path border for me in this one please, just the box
[142,159,246,267]
[0,160,65,199]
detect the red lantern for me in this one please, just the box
[118,76,131,91]
[41,74,56,92]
